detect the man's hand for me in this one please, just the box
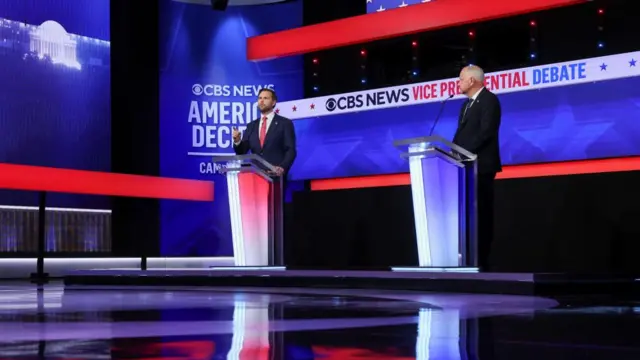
[232,127,241,143]
[273,166,284,176]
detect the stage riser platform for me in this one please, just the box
[62,270,639,296]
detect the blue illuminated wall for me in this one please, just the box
[290,71,640,180]
[158,0,303,256]
[0,0,110,208]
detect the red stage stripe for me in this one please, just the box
[496,157,640,179]
[311,173,410,191]
[247,0,584,60]
[0,163,214,201]
[311,174,409,191]
[310,157,640,191]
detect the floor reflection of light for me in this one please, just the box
[416,309,432,359]
[227,300,270,360]
[0,288,63,311]
[416,309,471,360]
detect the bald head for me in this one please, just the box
[464,65,485,82]
[459,65,485,97]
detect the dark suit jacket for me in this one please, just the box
[453,88,502,174]
[233,113,297,172]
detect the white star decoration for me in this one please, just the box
[367,0,435,12]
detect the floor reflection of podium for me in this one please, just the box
[224,300,479,360]
[417,309,478,360]
[226,299,283,360]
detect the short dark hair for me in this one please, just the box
[258,88,277,102]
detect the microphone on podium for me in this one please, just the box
[428,93,455,136]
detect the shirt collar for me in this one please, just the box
[261,111,275,122]
[470,87,484,101]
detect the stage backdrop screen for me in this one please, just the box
[159,0,303,256]
[0,0,111,207]
[282,53,640,180]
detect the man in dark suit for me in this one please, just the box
[232,88,296,265]
[453,65,502,271]
[232,88,297,175]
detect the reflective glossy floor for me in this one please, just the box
[0,283,638,359]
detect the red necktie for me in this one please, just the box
[259,116,267,147]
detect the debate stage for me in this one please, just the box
[62,268,638,297]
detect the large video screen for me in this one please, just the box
[0,0,110,207]
[286,54,640,180]
[158,0,303,256]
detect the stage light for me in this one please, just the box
[360,49,366,56]
[412,70,418,76]
[412,41,418,47]
[596,8,605,50]
[361,78,367,84]
[312,58,318,64]
[468,30,475,37]
[530,18,538,61]
[313,86,319,91]
[313,72,317,76]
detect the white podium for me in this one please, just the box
[393,136,478,271]
[212,154,284,268]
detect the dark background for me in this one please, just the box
[289,171,640,273]
[302,0,640,97]
[110,0,160,257]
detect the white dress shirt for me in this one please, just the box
[468,87,484,106]
[234,111,275,145]
[462,87,484,120]
[257,111,275,134]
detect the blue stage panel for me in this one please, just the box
[289,76,640,180]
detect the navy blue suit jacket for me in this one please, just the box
[233,113,297,172]
[453,89,502,175]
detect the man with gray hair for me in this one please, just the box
[453,65,502,271]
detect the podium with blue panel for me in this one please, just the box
[211,154,284,269]
[393,136,478,272]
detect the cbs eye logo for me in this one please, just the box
[325,98,337,112]
[192,84,204,96]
